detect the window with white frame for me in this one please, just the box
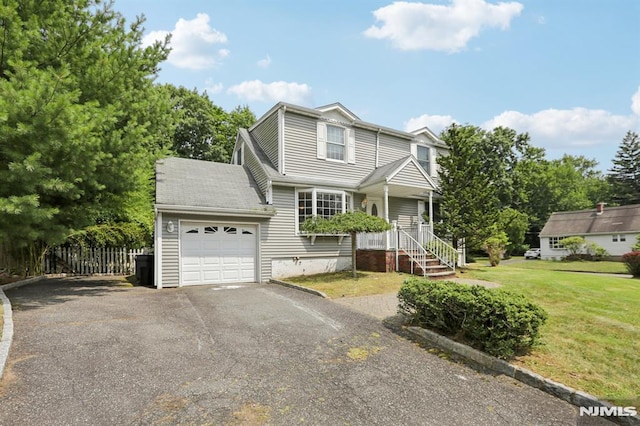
[296,188,351,231]
[326,125,345,161]
[612,234,626,242]
[316,122,356,164]
[549,236,566,249]
[417,145,430,175]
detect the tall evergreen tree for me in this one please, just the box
[0,0,172,268]
[608,131,640,205]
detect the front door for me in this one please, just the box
[367,197,383,218]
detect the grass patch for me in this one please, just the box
[285,270,407,298]
[506,259,628,274]
[462,263,640,404]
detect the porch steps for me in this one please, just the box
[399,250,456,280]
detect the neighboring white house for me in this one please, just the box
[539,203,640,260]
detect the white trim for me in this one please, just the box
[278,106,286,174]
[178,219,261,286]
[295,187,351,235]
[155,211,163,289]
[156,204,275,217]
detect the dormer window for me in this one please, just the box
[417,145,430,175]
[317,122,356,164]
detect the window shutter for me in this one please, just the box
[347,128,356,164]
[316,122,327,159]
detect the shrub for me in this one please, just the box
[481,231,509,267]
[622,251,640,277]
[398,277,548,359]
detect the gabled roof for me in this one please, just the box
[249,101,446,145]
[539,204,640,237]
[359,155,437,191]
[315,103,360,121]
[155,157,275,217]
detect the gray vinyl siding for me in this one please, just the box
[261,186,352,276]
[389,162,428,187]
[160,213,270,287]
[377,133,412,167]
[160,215,179,287]
[389,197,419,228]
[244,148,268,197]
[283,111,377,185]
[250,112,279,168]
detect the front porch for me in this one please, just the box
[356,223,465,280]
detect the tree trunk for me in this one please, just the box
[351,231,357,279]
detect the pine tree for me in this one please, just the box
[609,131,640,205]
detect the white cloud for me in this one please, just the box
[204,79,224,94]
[364,0,524,52]
[482,107,639,148]
[631,85,640,116]
[404,114,457,134]
[227,80,312,104]
[257,55,272,68]
[142,13,228,70]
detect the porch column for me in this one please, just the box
[383,184,389,222]
[384,184,390,250]
[429,190,433,232]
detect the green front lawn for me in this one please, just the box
[502,258,628,274]
[288,263,640,404]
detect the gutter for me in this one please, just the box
[155,204,276,218]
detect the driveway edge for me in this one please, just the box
[403,325,640,426]
[269,279,328,298]
[0,276,46,380]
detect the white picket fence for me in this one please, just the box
[43,246,146,275]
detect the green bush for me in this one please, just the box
[622,251,640,277]
[398,277,548,359]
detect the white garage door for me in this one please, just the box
[180,222,257,285]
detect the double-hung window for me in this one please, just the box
[297,188,351,232]
[326,125,345,161]
[417,145,430,175]
[316,122,356,164]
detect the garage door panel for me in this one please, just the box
[180,222,256,285]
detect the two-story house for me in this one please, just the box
[153,102,450,288]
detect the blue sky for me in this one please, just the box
[114,0,640,171]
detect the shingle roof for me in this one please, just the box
[155,157,272,213]
[539,204,640,236]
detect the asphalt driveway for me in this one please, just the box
[0,277,602,425]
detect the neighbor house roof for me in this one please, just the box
[155,157,276,217]
[539,204,640,237]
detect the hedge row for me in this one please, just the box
[398,277,548,359]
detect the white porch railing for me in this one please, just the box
[357,223,459,271]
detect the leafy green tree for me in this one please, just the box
[608,131,640,205]
[0,0,171,269]
[301,211,391,278]
[436,124,534,250]
[482,231,509,266]
[497,208,529,257]
[633,235,640,251]
[162,85,256,163]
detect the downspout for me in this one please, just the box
[375,128,381,168]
